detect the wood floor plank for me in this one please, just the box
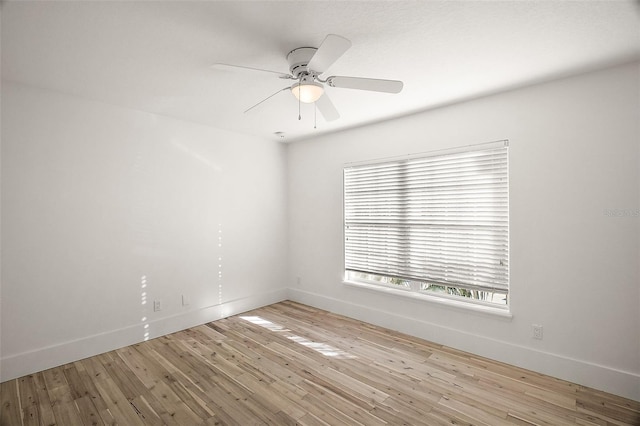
[2,300,639,426]
[74,395,106,426]
[234,372,307,420]
[42,366,67,391]
[21,404,39,426]
[372,393,436,425]
[31,372,57,426]
[92,377,147,426]
[12,375,40,426]
[51,401,84,426]
[296,412,331,426]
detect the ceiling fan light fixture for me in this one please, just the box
[291,81,324,103]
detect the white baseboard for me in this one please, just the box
[288,288,640,402]
[0,288,288,382]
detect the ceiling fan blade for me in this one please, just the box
[244,87,291,113]
[315,93,340,122]
[327,76,403,93]
[307,34,352,74]
[212,63,292,79]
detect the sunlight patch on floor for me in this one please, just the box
[240,315,356,359]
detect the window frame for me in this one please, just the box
[343,140,510,310]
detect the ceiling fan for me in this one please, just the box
[212,34,403,122]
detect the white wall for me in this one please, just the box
[288,62,640,400]
[0,82,288,380]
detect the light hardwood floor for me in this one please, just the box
[1,301,639,425]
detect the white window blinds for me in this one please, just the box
[344,141,509,295]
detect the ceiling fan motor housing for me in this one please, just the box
[287,47,317,77]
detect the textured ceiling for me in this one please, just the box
[2,1,639,142]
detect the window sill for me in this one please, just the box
[343,280,513,320]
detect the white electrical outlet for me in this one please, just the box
[154,300,162,312]
[533,324,543,340]
[182,294,190,306]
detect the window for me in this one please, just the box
[344,141,509,307]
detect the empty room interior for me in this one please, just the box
[1,1,639,425]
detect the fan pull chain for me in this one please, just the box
[298,83,301,120]
[314,102,317,129]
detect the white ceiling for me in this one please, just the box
[2,1,639,142]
